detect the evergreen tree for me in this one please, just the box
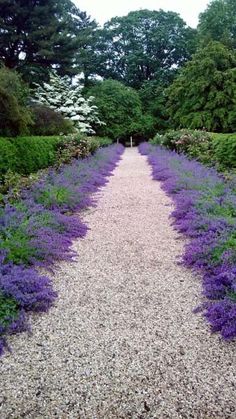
[167,42,236,132]
[198,0,236,48]
[0,0,89,83]
[33,71,102,133]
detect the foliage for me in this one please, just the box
[87,79,144,139]
[151,129,236,170]
[0,67,29,106]
[139,81,170,134]
[151,129,214,165]
[0,67,32,136]
[211,133,236,170]
[167,42,236,132]
[0,136,60,178]
[30,105,74,136]
[139,143,236,339]
[33,72,102,134]
[0,0,94,83]
[198,0,236,48]
[95,9,197,88]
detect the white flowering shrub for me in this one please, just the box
[33,72,103,134]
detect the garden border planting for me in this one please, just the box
[139,143,236,339]
[0,144,124,355]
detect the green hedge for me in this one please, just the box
[210,133,236,170]
[0,136,60,177]
[0,135,113,179]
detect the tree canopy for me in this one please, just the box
[198,0,236,48]
[0,0,96,83]
[94,9,197,89]
[167,42,236,132]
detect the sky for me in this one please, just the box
[75,0,210,28]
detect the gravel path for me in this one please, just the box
[1,148,236,419]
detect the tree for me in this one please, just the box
[33,71,102,134]
[0,68,32,136]
[95,10,197,88]
[0,0,92,83]
[87,79,146,139]
[167,42,236,132]
[139,80,170,133]
[198,0,236,48]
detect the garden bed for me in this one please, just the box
[139,143,236,339]
[0,144,124,355]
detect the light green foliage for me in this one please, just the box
[87,80,143,139]
[167,42,236,132]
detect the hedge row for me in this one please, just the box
[211,133,236,170]
[0,136,113,179]
[0,136,60,177]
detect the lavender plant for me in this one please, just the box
[0,145,124,355]
[139,142,236,340]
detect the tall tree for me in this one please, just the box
[0,0,93,82]
[198,0,236,48]
[167,42,236,132]
[87,79,145,139]
[95,9,197,88]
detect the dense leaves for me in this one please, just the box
[87,79,144,139]
[95,10,197,89]
[0,0,95,83]
[167,42,236,132]
[198,0,236,48]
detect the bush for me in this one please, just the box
[0,87,32,137]
[211,133,236,170]
[151,129,214,165]
[0,68,32,136]
[30,105,74,136]
[0,136,60,178]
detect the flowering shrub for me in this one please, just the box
[0,145,124,355]
[33,72,103,134]
[139,142,236,339]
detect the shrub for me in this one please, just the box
[0,136,60,178]
[0,68,32,136]
[0,87,32,137]
[211,133,236,170]
[30,105,74,136]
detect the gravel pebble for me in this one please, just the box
[0,148,236,418]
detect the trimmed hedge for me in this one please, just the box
[0,135,114,180]
[211,133,236,170]
[0,136,60,177]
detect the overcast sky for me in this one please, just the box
[75,0,210,28]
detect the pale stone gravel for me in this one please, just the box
[0,148,236,418]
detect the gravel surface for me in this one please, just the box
[1,148,236,419]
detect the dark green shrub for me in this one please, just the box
[0,136,60,178]
[0,87,32,137]
[0,138,17,176]
[0,68,32,136]
[30,105,74,136]
[13,136,60,174]
[211,133,236,170]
